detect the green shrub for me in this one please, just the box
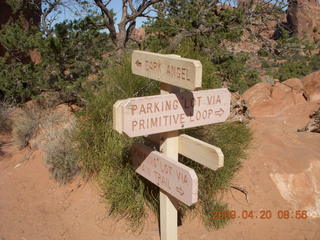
[310,54,320,72]
[261,59,271,68]
[75,56,159,229]
[258,48,270,57]
[173,39,221,90]
[216,53,260,93]
[275,58,312,81]
[150,39,259,93]
[143,1,259,93]
[0,21,44,102]
[0,16,112,104]
[75,56,251,230]
[182,122,251,228]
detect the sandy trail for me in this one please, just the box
[1,101,320,240]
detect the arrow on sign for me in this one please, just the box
[215,108,224,117]
[135,60,142,67]
[113,88,231,137]
[131,142,198,206]
[132,50,202,90]
[176,186,184,196]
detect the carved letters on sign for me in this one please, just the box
[132,50,202,90]
[131,142,198,206]
[113,88,231,137]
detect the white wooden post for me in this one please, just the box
[160,83,179,240]
[112,51,230,240]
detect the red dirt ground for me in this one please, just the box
[1,101,320,240]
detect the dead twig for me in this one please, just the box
[230,184,249,203]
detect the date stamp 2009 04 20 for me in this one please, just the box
[212,210,310,220]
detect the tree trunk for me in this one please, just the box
[115,23,128,56]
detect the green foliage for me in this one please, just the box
[0,22,43,102]
[0,16,113,104]
[75,57,159,229]
[216,53,260,93]
[145,0,244,49]
[275,26,302,57]
[275,59,311,81]
[258,24,320,82]
[202,201,228,229]
[40,17,112,90]
[261,59,271,68]
[172,39,221,89]
[75,56,251,229]
[144,2,259,93]
[6,0,24,13]
[182,122,251,228]
[274,54,320,81]
[145,38,259,93]
[309,54,320,72]
[258,48,270,57]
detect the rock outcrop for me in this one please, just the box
[287,0,320,41]
[298,108,320,133]
[301,70,320,102]
[242,80,306,117]
[243,71,320,118]
[131,27,145,42]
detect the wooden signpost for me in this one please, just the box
[132,50,202,90]
[131,142,198,206]
[113,50,230,240]
[113,88,230,137]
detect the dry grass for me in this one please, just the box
[39,107,78,184]
[12,101,78,184]
[12,105,42,149]
[42,126,78,184]
[0,101,13,133]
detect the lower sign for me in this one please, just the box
[131,143,198,206]
[113,88,230,137]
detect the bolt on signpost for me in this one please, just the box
[113,50,231,240]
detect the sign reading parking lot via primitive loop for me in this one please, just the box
[113,88,231,137]
[131,143,198,206]
[132,50,202,90]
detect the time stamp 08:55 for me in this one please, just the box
[212,210,309,220]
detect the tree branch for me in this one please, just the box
[41,0,62,34]
[94,0,117,44]
[126,0,162,23]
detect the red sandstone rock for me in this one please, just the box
[282,78,304,92]
[29,49,41,64]
[242,82,272,106]
[131,28,145,42]
[243,81,307,117]
[287,0,320,41]
[271,83,292,101]
[301,70,320,102]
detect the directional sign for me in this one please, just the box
[113,88,231,137]
[131,142,198,206]
[178,134,224,170]
[146,134,224,171]
[132,50,202,90]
